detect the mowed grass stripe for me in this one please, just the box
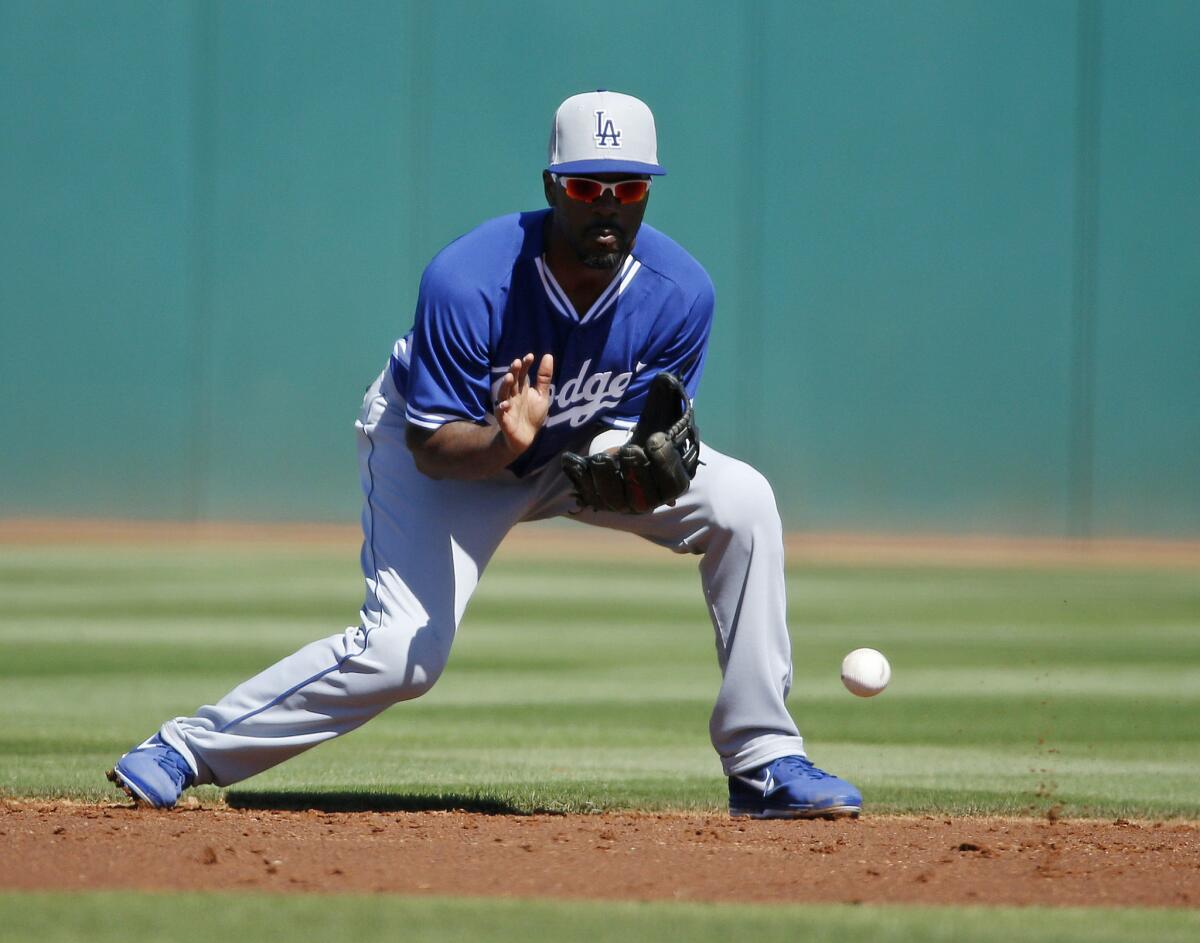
[1,893,1197,943]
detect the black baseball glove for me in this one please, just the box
[561,371,701,514]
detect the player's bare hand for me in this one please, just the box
[495,353,554,454]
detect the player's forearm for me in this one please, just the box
[405,421,525,480]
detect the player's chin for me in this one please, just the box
[580,251,624,270]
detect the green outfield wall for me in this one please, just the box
[2,0,1197,536]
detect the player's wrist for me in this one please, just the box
[496,425,532,461]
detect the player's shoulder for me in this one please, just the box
[420,210,544,297]
[631,223,714,304]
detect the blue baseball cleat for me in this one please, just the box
[729,755,862,819]
[107,735,194,809]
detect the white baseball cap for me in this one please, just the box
[547,90,666,177]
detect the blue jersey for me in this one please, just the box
[389,209,714,476]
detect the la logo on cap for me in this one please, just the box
[594,111,622,148]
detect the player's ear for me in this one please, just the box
[542,171,558,208]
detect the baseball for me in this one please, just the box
[841,648,891,697]
[588,428,633,453]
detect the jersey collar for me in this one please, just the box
[534,254,642,325]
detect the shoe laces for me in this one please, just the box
[150,743,193,787]
[771,755,833,782]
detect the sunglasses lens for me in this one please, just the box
[613,181,650,204]
[562,178,604,202]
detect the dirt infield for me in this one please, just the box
[4,517,1200,568]
[3,802,1197,907]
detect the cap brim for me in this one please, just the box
[547,159,666,176]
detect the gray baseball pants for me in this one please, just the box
[159,370,806,785]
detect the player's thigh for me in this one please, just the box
[355,393,532,647]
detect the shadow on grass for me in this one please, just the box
[224,790,559,815]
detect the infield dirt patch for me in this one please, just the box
[3,802,1197,908]
[5,518,1200,568]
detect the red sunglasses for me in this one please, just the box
[554,175,652,205]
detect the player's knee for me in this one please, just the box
[348,618,452,702]
[394,660,444,700]
[707,463,782,541]
[391,633,450,701]
[379,652,447,702]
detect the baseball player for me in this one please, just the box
[108,90,862,820]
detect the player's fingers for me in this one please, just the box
[520,353,535,388]
[503,366,521,398]
[510,357,528,390]
[535,353,554,395]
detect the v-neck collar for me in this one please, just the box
[534,254,642,324]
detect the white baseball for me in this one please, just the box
[841,648,891,697]
[587,428,633,453]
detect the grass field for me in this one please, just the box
[1,536,1197,817]
[1,893,1198,943]
[1,533,1197,939]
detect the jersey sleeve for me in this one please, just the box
[601,279,714,429]
[402,263,493,429]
